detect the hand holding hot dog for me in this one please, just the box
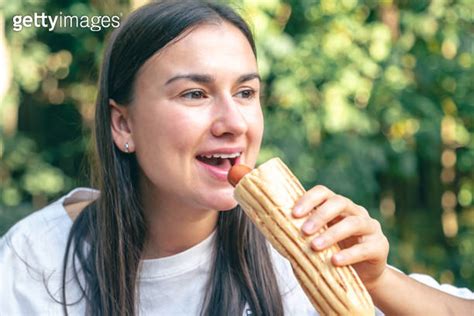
[292,185,390,290]
[229,161,389,289]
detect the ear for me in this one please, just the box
[110,99,134,153]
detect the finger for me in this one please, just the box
[292,185,335,218]
[331,237,388,266]
[355,204,370,217]
[301,194,352,235]
[310,216,377,251]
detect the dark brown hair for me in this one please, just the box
[61,1,284,315]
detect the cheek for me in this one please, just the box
[132,112,200,188]
[244,107,264,165]
[166,109,213,149]
[248,107,264,143]
[133,107,210,158]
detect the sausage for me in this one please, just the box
[227,164,252,187]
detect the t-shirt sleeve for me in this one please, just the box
[0,202,75,315]
[0,229,55,314]
[387,265,474,299]
[408,272,474,299]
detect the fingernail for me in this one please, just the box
[313,237,325,249]
[302,221,315,234]
[333,253,344,264]
[293,205,303,216]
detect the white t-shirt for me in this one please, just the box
[1,188,472,315]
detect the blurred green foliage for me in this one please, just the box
[1,0,473,289]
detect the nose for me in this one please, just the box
[210,95,248,137]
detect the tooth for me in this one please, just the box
[200,152,241,159]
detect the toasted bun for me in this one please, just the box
[234,158,374,315]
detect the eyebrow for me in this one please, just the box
[164,72,261,85]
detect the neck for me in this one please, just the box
[140,183,219,259]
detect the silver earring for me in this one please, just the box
[125,142,130,153]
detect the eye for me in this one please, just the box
[182,90,206,99]
[235,89,256,99]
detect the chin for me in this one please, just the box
[208,186,239,211]
[219,203,238,212]
[207,196,238,212]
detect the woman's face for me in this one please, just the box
[127,22,263,212]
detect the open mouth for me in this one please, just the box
[196,153,240,168]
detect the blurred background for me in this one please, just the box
[0,0,473,288]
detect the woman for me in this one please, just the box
[1,1,473,315]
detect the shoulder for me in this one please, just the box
[0,187,99,269]
[0,188,99,314]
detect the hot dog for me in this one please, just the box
[228,164,252,187]
[228,158,374,315]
